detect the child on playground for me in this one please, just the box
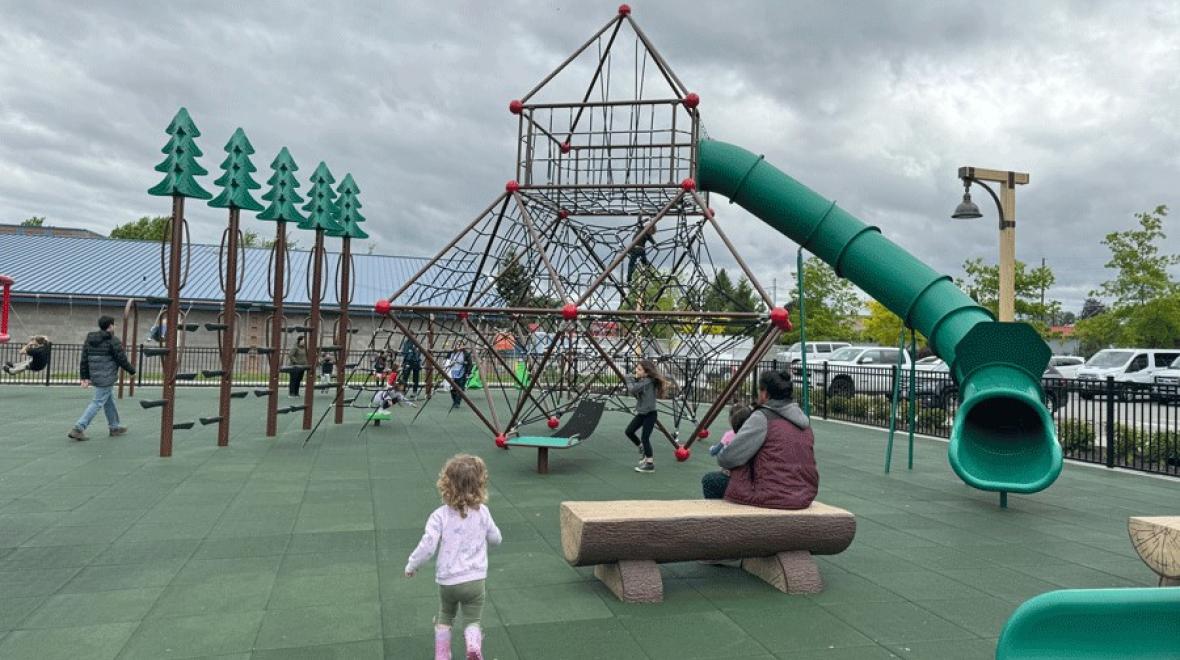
[3,335,51,375]
[406,454,502,660]
[625,358,671,473]
[372,381,417,410]
[710,403,754,476]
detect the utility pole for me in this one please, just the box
[1040,257,1046,325]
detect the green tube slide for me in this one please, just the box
[697,139,1062,494]
[996,588,1180,659]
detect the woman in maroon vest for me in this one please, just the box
[701,370,819,510]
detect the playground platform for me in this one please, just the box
[0,385,1166,659]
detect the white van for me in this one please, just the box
[1151,355,1180,403]
[1076,348,1180,398]
[775,341,851,365]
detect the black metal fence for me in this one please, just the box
[5,344,1177,478]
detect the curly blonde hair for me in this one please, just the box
[437,454,489,518]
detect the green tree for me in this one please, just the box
[955,257,1061,334]
[702,269,735,312]
[20,216,45,227]
[327,173,368,240]
[730,276,763,313]
[1074,205,1180,351]
[240,231,261,247]
[861,300,928,348]
[110,215,170,241]
[298,162,343,233]
[257,147,306,224]
[147,107,211,200]
[781,257,861,344]
[1093,205,1178,307]
[208,128,263,212]
[495,250,533,307]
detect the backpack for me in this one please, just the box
[149,324,165,342]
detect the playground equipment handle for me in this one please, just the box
[696,139,1062,494]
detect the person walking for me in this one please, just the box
[287,335,309,397]
[405,454,502,660]
[624,358,671,473]
[67,316,135,441]
[445,342,473,410]
[400,337,423,398]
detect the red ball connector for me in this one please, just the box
[374,298,392,316]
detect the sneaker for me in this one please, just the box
[67,428,89,441]
[634,462,654,473]
[109,427,128,437]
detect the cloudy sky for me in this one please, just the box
[2,0,1178,314]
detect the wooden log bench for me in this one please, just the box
[1128,515,1180,587]
[560,499,856,603]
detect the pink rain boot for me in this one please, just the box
[435,625,452,660]
[464,625,483,660]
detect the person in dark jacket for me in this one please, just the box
[400,338,422,398]
[288,336,309,397]
[68,316,135,441]
[625,358,671,473]
[701,370,818,510]
[3,335,51,374]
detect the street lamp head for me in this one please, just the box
[951,186,983,220]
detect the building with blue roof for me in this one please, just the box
[0,233,436,349]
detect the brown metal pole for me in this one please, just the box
[265,222,286,437]
[519,13,621,103]
[303,230,324,429]
[334,237,351,424]
[425,314,436,397]
[216,208,241,447]
[159,196,184,457]
[129,302,138,398]
[689,190,775,308]
[512,191,569,301]
[388,316,500,436]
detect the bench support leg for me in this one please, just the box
[742,550,823,594]
[537,447,549,474]
[1161,576,1179,587]
[594,560,662,603]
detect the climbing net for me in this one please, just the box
[375,8,787,451]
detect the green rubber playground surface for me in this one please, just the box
[0,385,1167,659]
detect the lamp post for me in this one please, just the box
[951,167,1029,322]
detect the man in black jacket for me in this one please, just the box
[68,316,135,441]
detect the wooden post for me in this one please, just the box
[159,196,184,457]
[216,207,240,447]
[303,229,324,429]
[265,222,286,437]
[334,237,351,424]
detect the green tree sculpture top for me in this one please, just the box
[327,173,368,239]
[298,161,343,233]
[208,128,263,212]
[257,147,306,224]
[148,107,212,200]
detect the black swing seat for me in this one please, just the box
[175,372,198,381]
[254,388,274,397]
[235,347,253,354]
[230,391,249,399]
[507,400,606,474]
[277,405,307,414]
[204,323,228,331]
[172,421,195,430]
[139,399,168,409]
[256,348,274,355]
[199,416,223,426]
[201,370,225,378]
[142,347,169,357]
[181,323,200,332]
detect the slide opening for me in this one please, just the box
[953,389,1059,493]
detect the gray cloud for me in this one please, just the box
[1,0,1178,314]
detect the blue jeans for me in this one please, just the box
[76,386,121,431]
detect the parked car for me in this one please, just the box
[1151,355,1180,404]
[1076,348,1180,399]
[824,346,912,396]
[909,358,1067,413]
[1047,355,1085,379]
[775,341,851,365]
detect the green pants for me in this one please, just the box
[437,579,485,627]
